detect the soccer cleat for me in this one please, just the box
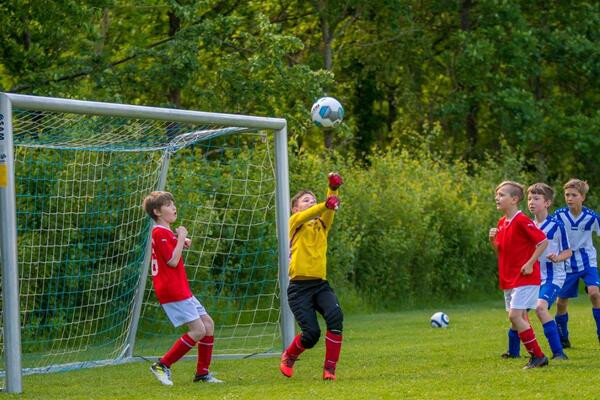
[523,356,549,369]
[551,352,569,360]
[193,372,223,383]
[322,368,336,381]
[500,352,520,359]
[279,351,297,378]
[560,338,571,348]
[150,362,173,386]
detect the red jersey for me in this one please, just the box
[150,225,192,304]
[495,211,547,289]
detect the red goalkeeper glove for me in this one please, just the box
[328,172,343,190]
[325,195,340,210]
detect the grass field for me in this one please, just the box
[8,296,600,399]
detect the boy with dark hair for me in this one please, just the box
[552,179,600,347]
[142,191,222,386]
[527,183,571,360]
[280,173,344,380]
[489,181,549,369]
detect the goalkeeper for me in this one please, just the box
[279,172,344,381]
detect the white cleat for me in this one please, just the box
[193,372,223,383]
[150,362,173,386]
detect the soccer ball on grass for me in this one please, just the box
[430,312,449,328]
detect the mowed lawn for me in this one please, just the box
[9,296,599,399]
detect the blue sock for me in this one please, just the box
[543,320,563,356]
[593,308,600,336]
[508,328,520,356]
[555,313,569,340]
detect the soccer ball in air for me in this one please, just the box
[311,97,344,128]
[430,312,449,328]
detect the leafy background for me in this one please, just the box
[2,0,600,308]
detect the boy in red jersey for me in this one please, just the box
[489,181,549,369]
[142,191,222,386]
[279,173,343,381]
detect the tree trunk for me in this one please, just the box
[315,0,335,148]
[167,10,181,107]
[460,0,478,158]
[95,8,110,55]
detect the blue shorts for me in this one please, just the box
[539,282,561,308]
[558,268,600,299]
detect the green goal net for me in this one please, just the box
[1,107,284,377]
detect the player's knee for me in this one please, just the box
[556,298,568,312]
[325,308,344,332]
[188,321,207,341]
[202,317,215,336]
[535,305,546,320]
[589,289,600,304]
[301,328,321,349]
[508,312,523,326]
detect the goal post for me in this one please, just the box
[0,93,295,394]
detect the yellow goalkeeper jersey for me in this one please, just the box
[288,188,337,280]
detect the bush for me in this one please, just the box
[290,146,531,310]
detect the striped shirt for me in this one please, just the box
[534,215,569,286]
[553,207,600,273]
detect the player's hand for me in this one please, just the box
[325,195,340,210]
[184,238,192,249]
[546,253,559,263]
[176,226,188,239]
[328,172,343,190]
[520,262,533,275]
[489,228,498,240]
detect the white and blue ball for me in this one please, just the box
[430,312,449,328]
[311,97,344,128]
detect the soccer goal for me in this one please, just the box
[0,93,295,394]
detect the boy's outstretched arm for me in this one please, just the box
[289,203,328,231]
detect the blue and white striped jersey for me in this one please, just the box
[534,215,569,286]
[553,207,600,273]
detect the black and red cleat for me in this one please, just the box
[523,355,549,369]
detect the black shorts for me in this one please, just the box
[287,279,343,347]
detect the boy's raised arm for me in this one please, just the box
[167,226,188,267]
[289,173,342,232]
[320,173,343,230]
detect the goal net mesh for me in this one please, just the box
[0,109,281,374]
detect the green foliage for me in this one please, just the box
[289,143,533,309]
[2,1,600,185]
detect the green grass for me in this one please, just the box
[8,296,600,399]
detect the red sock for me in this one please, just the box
[324,331,343,371]
[518,328,544,358]
[160,333,197,367]
[196,335,214,376]
[285,334,305,359]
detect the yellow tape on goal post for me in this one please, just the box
[0,163,7,187]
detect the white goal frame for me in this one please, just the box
[0,93,295,394]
